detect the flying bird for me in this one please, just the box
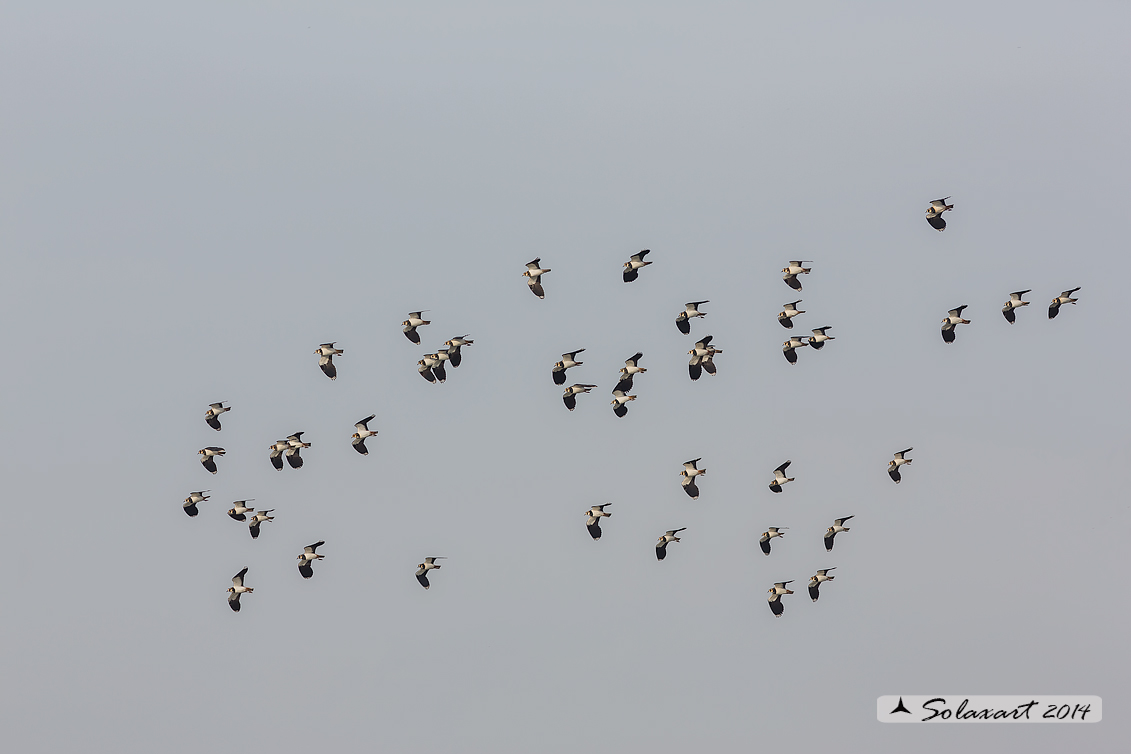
[183,491,209,518]
[925,197,953,231]
[226,500,255,522]
[767,581,794,617]
[824,516,854,551]
[585,504,612,540]
[417,357,438,383]
[297,541,326,579]
[768,461,794,493]
[611,390,636,418]
[351,415,378,455]
[314,343,343,380]
[563,384,597,411]
[268,440,290,471]
[552,349,585,385]
[198,447,225,474]
[782,336,808,364]
[941,305,970,343]
[227,567,253,612]
[425,352,447,383]
[808,568,836,602]
[782,261,811,291]
[807,326,834,350]
[416,557,446,589]
[204,402,230,431]
[675,300,709,335]
[613,352,646,393]
[656,529,686,560]
[688,336,720,381]
[248,510,275,540]
[523,258,551,299]
[1002,290,1031,324]
[622,250,653,282]
[443,335,473,367]
[759,527,787,555]
[1048,287,1081,319]
[402,311,431,344]
[286,433,310,469]
[778,300,804,329]
[888,448,913,484]
[680,458,705,499]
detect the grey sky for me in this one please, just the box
[2,2,1128,751]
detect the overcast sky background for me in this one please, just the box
[2,1,1129,751]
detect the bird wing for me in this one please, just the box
[206,415,221,431]
[836,516,854,525]
[298,564,314,579]
[808,584,821,602]
[587,522,603,540]
[529,280,545,298]
[759,539,771,555]
[941,326,955,343]
[676,317,691,334]
[526,258,541,269]
[228,592,242,611]
[926,214,947,231]
[232,568,247,586]
[888,467,901,483]
[775,461,791,474]
[201,457,217,474]
[319,358,337,380]
[948,305,967,316]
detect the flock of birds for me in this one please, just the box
[185,197,1082,616]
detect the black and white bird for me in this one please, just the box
[416,557,446,589]
[226,500,255,522]
[768,461,794,493]
[656,529,686,560]
[227,567,253,612]
[941,305,970,343]
[767,581,794,617]
[823,516,853,551]
[614,352,646,393]
[888,448,913,484]
[269,440,290,471]
[443,335,474,367]
[778,301,804,329]
[552,349,585,385]
[782,261,811,291]
[314,343,343,380]
[680,458,706,499]
[585,504,612,540]
[563,384,597,411]
[286,433,310,469]
[297,541,326,579]
[402,311,431,344]
[351,415,378,455]
[204,402,230,431]
[183,491,209,517]
[782,336,808,365]
[1048,287,1081,319]
[675,300,709,335]
[248,510,275,540]
[925,197,953,231]
[688,336,720,381]
[417,357,438,383]
[424,352,447,383]
[808,568,836,602]
[622,250,652,282]
[807,326,834,350]
[198,447,225,474]
[759,527,787,555]
[523,258,551,298]
[610,390,636,418]
[1002,290,1031,324]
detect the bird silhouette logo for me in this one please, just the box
[890,697,912,715]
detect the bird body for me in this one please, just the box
[297,541,326,579]
[585,504,612,540]
[226,499,255,521]
[205,402,230,431]
[315,343,343,380]
[623,250,652,282]
[248,510,275,539]
[675,300,709,334]
[808,326,834,350]
[183,491,209,517]
[198,447,225,474]
[782,336,808,364]
[759,527,787,555]
[778,300,804,328]
[523,258,551,298]
[767,581,794,617]
[563,384,597,411]
[552,349,585,385]
[925,197,953,231]
[888,448,913,483]
[443,335,473,367]
[656,528,686,560]
[768,461,794,493]
[416,557,446,589]
[1002,290,1031,324]
[402,311,431,344]
[941,305,970,343]
[782,261,811,291]
[808,568,836,602]
[611,390,636,418]
[1048,287,1081,319]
